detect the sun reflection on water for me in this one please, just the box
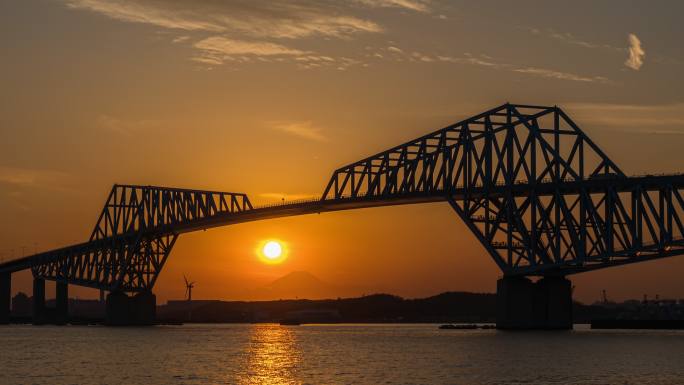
[239,325,301,385]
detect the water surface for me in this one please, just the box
[1,324,682,384]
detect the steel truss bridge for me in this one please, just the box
[2,103,684,295]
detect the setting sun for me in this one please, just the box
[263,241,282,259]
[258,240,287,264]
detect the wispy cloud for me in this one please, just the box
[526,28,652,72]
[513,67,608,83]
[353,0,431,12]
[295,55,362,70]
[565,103,684,133]
[97,115,160,136]
[59,0,619,80]
[270,121,328,142]
[216,12,381,40]
[527,27,620,51]
[436,54,504,68]
[62,0,385,69]
[191,55,224,66]
[0,166,69,187]
[194,37,306,62]
[63,1,382,39]
[444,54,607,83]
[380,47,608,83]
[408,52,431,62]
[547,30,602,49]
[172,35,190,44]
[63,0,225,31]
[0,167,76,212]
[625,33,645,70]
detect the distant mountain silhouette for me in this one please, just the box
[248,271,358,300]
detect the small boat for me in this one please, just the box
[439,324,478,330]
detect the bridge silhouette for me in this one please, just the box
[1,103,683,328]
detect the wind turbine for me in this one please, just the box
[184,275,195,302]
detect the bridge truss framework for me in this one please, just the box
[1,104,682,309]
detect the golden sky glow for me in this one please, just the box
[1,1,684,303]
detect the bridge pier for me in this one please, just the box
[496,276,572,330]
[55,281,69,325]
[537,276,573,329]
[106,291,156,326]
[0,272,10,324]
[32,279,70,325]
[32,278,46,325]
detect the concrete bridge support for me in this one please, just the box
[32,278,46,325]
[55,281,69,325]
[32,278,70,325]
[106,291,156,326]
[496,276,573,330]
[0,272,10,324]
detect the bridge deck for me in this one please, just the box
[2,173,683,275]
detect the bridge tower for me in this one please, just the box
[320,103,684,329]
[25,185,252,325]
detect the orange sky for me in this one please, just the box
[1,0,684,304]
